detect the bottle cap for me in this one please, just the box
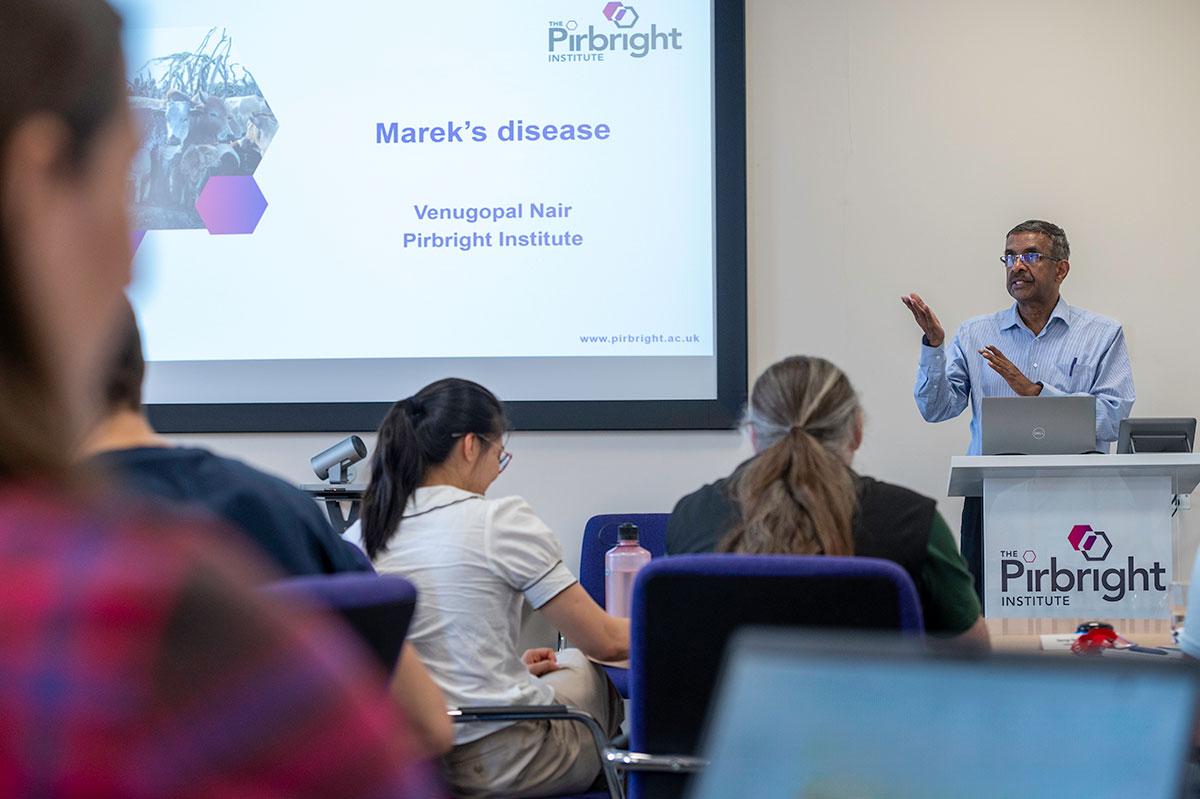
[618,523,639,542]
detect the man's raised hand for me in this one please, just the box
[901,293,945,348]
[979,345,1042,397]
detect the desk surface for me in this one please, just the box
[987,616,1175,652]
[598,620,1172,662]
[947,453,1200,497]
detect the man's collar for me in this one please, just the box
[1050,296,1071,326]
[1000,296,1071,332]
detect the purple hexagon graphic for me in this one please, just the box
[1067,524,1092,550]
[1067,524,1112,562]
[130,229,146,254]
[195,176,267,235]
[603,3,639,28]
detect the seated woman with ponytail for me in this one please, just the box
[667,356,988,645]
[345,378,628,799]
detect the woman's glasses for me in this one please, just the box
[452,431,512,473]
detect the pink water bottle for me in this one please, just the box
[604,523,652,618]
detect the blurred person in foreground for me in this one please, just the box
[80,300,454,758]
[0,0,443,795]
[82,301,372,577]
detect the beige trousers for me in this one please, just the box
[441,649,625,799]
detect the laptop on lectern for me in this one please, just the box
[981,396,1097,455]
[688,629,1200,799]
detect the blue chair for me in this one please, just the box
[578,513,669,697]
[579,513,670,607]
[263,573,417,674]
[626,554,924,799]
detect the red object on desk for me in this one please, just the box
[1071,627,1119,655]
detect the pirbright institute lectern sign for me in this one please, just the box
[983,476,1172,618]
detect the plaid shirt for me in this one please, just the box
[0,485,445,798]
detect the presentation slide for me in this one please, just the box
[117,1,732,421]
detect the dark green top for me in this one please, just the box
[920,512,983,635]
[667,464,981,635]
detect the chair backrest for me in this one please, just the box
[627,554,924,799]
[263,573,417,674]
[579,513,669,607]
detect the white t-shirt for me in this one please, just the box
[344,485,578,744]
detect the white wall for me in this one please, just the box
[177,0,1200,589]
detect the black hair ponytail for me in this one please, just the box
[361,378,506,559]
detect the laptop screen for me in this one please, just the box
[689,632,1197,799]
[981,396,1099,455]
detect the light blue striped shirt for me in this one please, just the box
[915,297,1135,455]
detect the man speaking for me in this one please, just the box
[901,220,1135,602]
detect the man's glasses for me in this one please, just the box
[1001,252,1059,269]
[452,431,512,473]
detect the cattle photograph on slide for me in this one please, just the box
[128,28,278,231]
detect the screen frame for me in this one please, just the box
[146,0,747,433]
[1117,418,1198,454]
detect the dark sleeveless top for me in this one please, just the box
[852,475,935,583]
[666,462,935,598]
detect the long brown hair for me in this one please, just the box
[0,0,125,478]
[719,356,861,556]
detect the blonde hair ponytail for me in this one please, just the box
[719,356,860,556]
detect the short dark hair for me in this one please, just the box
[104,299,145,412]
[1006,220,1070,261]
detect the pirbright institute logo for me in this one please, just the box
[999,522,1166,607]
[547,4,684,63]
[1068,524,1112,562]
